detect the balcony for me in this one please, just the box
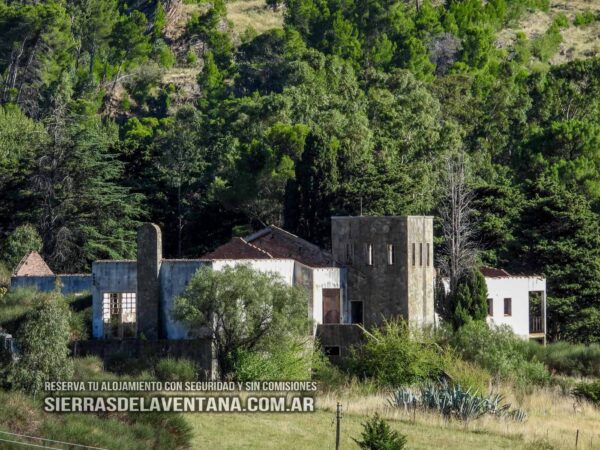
[530,316,543,334]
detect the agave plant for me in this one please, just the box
[389,382,528,423]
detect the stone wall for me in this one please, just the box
[331,216,434,328]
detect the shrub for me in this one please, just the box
[443,357,492,393]
[234,337,312,381]
[311,347,347,390]
[353,413,407,450]
[390,382,527,423]
[451,321,550,387]
[531,23,562,62]
[186,50,198,65]
[552,13,569,29]
[0,288,37,331]
[573,380,600,406]
[537,342,600,377]
[574,11,596,26]
[347,320,446,387]
[1,224,42,270]
[8,292,73,395]
[155,358,197,382]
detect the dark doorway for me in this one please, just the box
[351,301,363,324]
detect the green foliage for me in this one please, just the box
[536,342,600,377]
[451,321,550,387]
[233,336,311,381]
[573,11,596,27]
[447,270,489,329]
[155,358,198,382]
[348,320,446,387]
[353,413,407,450]
[444,357,492,394]
[173,265,311,379]
[8,292,73,395]
[531,22,562,62]
[573,380,600,406]
[2,224,43,270]
[0,288,38,331]
[390,383,527,422]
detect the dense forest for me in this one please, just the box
[1,0,600,343]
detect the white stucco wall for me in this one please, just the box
[485,276,546,339]
[311,267,345,325]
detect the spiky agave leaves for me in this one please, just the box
[389,382,528,423]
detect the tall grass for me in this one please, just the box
[536,342,600,377]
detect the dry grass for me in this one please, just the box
[187,386,600,449]
[497,0,600,64]
[227,0,284,36]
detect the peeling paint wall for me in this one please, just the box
[91,262,137,339]
[160,260,211,339]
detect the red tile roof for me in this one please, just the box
[13,251,54,276]
[245,226,337,267]
[480,266,511,278]
[203,226,338,268]
[203,237,272,260]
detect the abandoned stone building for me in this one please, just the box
[8,215,547,364]
[89,217,435,353]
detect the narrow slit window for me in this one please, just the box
[387,244,394,265]
[412,243,416,266]
[488,298,493,316]
[427,243,431,267]
[419,243,423,266]
[504,298,512,316]
[366,244,373,266]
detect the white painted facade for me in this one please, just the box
[485,275,546,339]
[443,273,547,340]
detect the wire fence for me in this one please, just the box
[0,430,108,450]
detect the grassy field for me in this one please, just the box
[188,387,600,449]
[227,0,284,36]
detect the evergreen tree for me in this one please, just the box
[448,270,488,329]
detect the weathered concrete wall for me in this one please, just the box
[315,324,365,364]
[331,216,434,328]
[92,261,137,338]
[160,260,211,339]
[137,223,162,339]
[72,339,215,380]
[406,217,435,326]
[212,259,295,284]
[294,262,315,327]
[10,275,92,295]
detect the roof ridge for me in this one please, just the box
[239,237,273,258]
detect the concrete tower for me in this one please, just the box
[137,223,162,339]
[330,216,434,327]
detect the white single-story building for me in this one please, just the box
[443,267,547,342]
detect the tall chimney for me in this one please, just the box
[137,223,162,339]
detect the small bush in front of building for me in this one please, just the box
[155,358,197,382]
[353,413,407,450]
[347,320,446,387]
[536,341,600,377]
[8,292,73,395]
[451,321,550,387]
[573,380,600,406]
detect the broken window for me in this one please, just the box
[419,243,423,266]
[487,298,493,316]
[102,292,137,339]
[412,243,416,266]
[366,244,373,266]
